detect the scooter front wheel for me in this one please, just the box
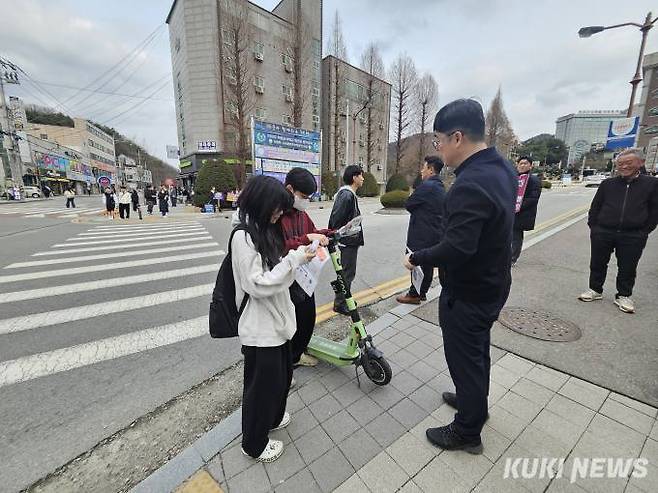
[363,355,392,386]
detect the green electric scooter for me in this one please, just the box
[306,218,393,386]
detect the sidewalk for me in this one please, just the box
[133,219,658,493]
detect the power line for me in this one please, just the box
[29,80,172,101]
[101,78,172,126]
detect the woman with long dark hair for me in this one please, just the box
[232,175,315,463]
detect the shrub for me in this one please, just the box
[541,180,552,189]
[380,190,410,208]
[357,171,379,197]
[194,161,237,207]
[321,171,338,198]
[385,173,409,192]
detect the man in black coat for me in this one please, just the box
[404,99,517,454]
[328,165,365,315]
[511,156,542,264]
[578,149,658,313]
[397,155,446,304]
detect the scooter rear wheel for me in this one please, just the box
[363,355,392,386]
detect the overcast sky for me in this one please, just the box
[1,0,657,163]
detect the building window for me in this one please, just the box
[254,42,264,60]
[255,107,267,119]
[254,76,264,93]
[282,114,292,125]
[40,133,48,140]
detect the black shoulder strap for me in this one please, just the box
[229,224,250,313]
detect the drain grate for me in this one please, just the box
[498,307,582,342]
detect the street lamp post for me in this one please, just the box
[351,100,370,166]
[579,12,658,117]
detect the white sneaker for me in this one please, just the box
[271,412,291,431]
[295,353,318,367]
[290,377,297,390]
[242,439,284,463]
[578,289,603,302]
[614,296,635,313]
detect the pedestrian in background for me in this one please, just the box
[579,149,658,313]
[64,187,76,208]
[130,188,140,212]
[404,99,517,454]
[118,186,132,219]
[209,187,218,212]
[397,155,446,305]
[158,184,170,217]
[145,185,156,215]
[170,185,178,207]
[232,175,315,463]
[511,156,542,265]
[328,165,365,315]
[214,189,223,213]
[103,187,116,220]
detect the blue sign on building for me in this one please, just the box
[606,116,640,150]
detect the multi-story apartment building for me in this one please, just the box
[166,0,322,187]
[636,52,658,159]
[25,118,116,193]
[321,55,391,185]
[555,110,626,164]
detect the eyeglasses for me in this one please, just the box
[432,131,459,150]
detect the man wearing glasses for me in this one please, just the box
[404,99,517,454]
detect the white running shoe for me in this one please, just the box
[271,412,291,431]
[614,296,635,313]
[295,353,318,367]
[578,289,603,302]
[242,439,284,463]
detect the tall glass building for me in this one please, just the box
[555,110,626,164]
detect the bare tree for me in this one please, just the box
[218,0,253,187]
[414,73,438,165]
[389,53,417,175]
[485,87,516,157]
[325,10,348,61]
[360,42,385,79]
[330,59,345,171]
[360,43,385,172]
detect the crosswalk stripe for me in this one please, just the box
[0,284,214,335]
[82,224,203,234]
[33,236,214,255]
[90,221,201,231]
[0,316,208,388]
[5,242,220,268]
[0,265,218,303]
[55,231,208,247]
[74,225,204,238]
[0,250,222,284]
[80,209,105,215]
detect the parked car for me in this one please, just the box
[23,186,43,198]
[583,174,607,187]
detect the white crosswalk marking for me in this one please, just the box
[55,231,209,247]
[80,224,202,234]
[32,235,213,255]
[89,221,202,231]
[73,225,204,239]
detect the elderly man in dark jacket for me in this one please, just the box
[511,156,542,264]
[397,156,446,304]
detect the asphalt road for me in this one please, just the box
[0,186,596,491]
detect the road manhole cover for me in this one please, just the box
[498,307,581,342]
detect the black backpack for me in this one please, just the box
[209,225,249,338]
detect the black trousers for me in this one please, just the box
[335,245,359,306]
[511,229,524,264]
[439,289,508,440]
[291,294,316,364]
[66,198,75,208]
[408,264,434,297]
[241,342,292,457]
[589,228,647,297]
[119,203,130,219]
[171,196,177,207]
[146,200,155,214]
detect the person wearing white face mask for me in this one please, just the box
[280,167,331,368]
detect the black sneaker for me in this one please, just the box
[419,295,427,301]
[426,423,483,454]
[442,392,490,421]
[333,303,351,316]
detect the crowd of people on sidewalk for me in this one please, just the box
[215,98,657,465]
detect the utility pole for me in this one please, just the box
[0,57,25,196]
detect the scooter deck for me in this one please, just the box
[307,335,359,367]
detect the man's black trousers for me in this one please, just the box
[589,228,647,297]
[291,294,316,364]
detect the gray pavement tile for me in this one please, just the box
[405,339,434,359]
[332,473,370,493]
[407,360,438,383]
[642,436,658,462]
[295,425,334,465]
[414,455,471,493]
[582,413,646,456]
[390,303,421,317]
[309,393,343,423]
[609,393,657,419]
[337,427,382,470]
[269,429,293,447]
[389,347,418,367]
[525,365,569,392]
[490,346,507,363]
[205,454,224,484]
[409,414,444,447]
[295,366,322,386]
[264,442,306,486]
[439,449,495,490]
[286,391,305,414]
[424,349,448,370]
[386,432,435,476]
[368,383,405,410]
[308,448,356,493]
[487,405,529,440]
[366,313,400,334]
[390,371,424,396]
[423,333,444,350]
[405,324,432,340]
[358,451,409,493]
[600,398,655,435]
[408,383,443,414]
[346,394,385,426]
[319,369,352,392]
[274,467,322,493]
[627,462,658,493]
[514,423,575,458]
[321,410,361,444]
[431,402,457,424]
[474,456,535,493]
[425,372,455,395]
[132,445,205,493]
[496,353,535,376]
[377,338,401,356]
[545,477,589,492]
[393,316,418,330]
[481,424,513,463]
[497,390,543,423]
[332,380,368,407]
[378,325,400,341]
[365,412,407,447]
[511,377,556,407]
[490,364,522,389]
[226,462,271,493]
[546,394,596,429]
[489,380,509,406]
[389,397,429,429]
[531,409,587,449]
[558,377,609,412]
[298,379,329,405]
[288,407,319,441]
[221,443,254,480]
[398,479,423,492]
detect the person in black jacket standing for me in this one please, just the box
[404,99,517,454]
[579,149,658,313]
[511,156,542,264]
[397,156,446,304]
[328,165,364,315]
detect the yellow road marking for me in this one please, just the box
[176,470,224,493]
